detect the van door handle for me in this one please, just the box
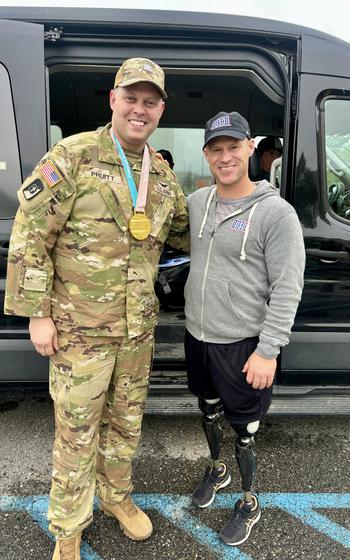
[306,248,349,261]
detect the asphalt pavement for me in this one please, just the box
[1,389,350,560]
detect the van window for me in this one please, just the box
[150,128,211,194]
[49,62,286,195]
[0,63,22,219]
[325,98,350,221]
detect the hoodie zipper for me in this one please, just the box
[199,207,244,341]
[200,232,214,340]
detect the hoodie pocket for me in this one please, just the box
[203,275,244,339]
[184,270,203,326]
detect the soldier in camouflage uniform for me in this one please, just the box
[4,57,189,560]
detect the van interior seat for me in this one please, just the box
[248,148,261,181]
[270,155,282,188]
[50,125,63,147]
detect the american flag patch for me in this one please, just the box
[39,160,62,188]
[231,219,247,231]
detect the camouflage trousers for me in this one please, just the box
[47,329,154,537]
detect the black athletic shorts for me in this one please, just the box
[185,329,273,424]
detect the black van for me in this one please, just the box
[1,8,350,414]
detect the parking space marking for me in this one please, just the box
[136,494,251,560]
[257,493,350,549]
[0,495,101,560]
[1,493,350,560]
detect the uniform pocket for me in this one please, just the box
[149,196,175,242]
[51,353,115,411]
[22,267,48,292]
[19,177,75,219]
[54,254,89,275]
[8,217,28,258]
[51,445,80,518]
[126,267,158,325]
[53,446,80,473]
[71,357,115,408]
[49,358,71,409]
[113,373,131,415]
[112,373,150,423]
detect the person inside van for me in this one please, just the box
[184,111,305,546]
[4,57,189,560]
[156,148,175,169]
[257,136,283,181]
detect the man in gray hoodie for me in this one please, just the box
[184,111,305,546]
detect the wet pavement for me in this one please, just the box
[1,389,350,560]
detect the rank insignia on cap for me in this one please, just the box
[39,160,62,188]
[23,179,44,200]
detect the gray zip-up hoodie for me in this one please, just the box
[185,181,305,358]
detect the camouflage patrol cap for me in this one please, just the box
[114,57,167,99]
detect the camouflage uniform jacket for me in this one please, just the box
[4,124,189,338]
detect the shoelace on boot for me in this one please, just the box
[121,497,139,517]
[59,538,77,560]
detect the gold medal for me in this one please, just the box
[129,211,151,240]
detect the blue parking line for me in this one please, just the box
[0,495,102,560]
[258,493,350,549]
[1,493,350,560]
[135,494,251,560]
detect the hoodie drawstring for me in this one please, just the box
[198,187,216,239]
[240,202,259,261]
[197,187,260,262]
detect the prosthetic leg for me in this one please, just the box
[192,398,231,507]
[232,420,260,505]
[199,397,224,470]
[218,420,261,546]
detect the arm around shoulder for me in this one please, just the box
[165,183,190,253]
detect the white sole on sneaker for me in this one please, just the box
[196,474,232,509]
[224,509,261,546]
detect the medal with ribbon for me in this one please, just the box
[111,129,151,240]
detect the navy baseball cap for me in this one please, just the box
[203,111,251,148]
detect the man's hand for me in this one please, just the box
[242,352,276,389]
[29,317,59,356]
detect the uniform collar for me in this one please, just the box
[97,123,169,176]
[97,123,120,165]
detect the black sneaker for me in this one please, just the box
[192,462,231,508]
[219,494,261,546]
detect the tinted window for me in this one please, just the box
[0,63,22,219]
[324,98,350,221]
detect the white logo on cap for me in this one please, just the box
[211,116,230,130]
[142,63,154,72]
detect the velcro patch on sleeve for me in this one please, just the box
[23,268,48,292]
[39,160,63,188]
[22,179,44,200]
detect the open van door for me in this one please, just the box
[0,19,47,380]
[0,19,47,187]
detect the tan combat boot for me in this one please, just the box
[52,534,81,560]
[100,496,153,541]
